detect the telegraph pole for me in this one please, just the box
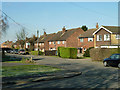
[37,30,39,55]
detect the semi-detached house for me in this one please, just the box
[48,26,84,51]
[93,26,120,48]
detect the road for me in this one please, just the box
[3,54,120,88]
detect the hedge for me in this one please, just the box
[59,47,77,59]
[57,47,64,57]
[83,47,94,57]
[30,51,44,56]
[90,48,120,61]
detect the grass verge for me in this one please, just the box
[2,65,61,78]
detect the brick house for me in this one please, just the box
[93,26,120,48]
[78,28,97,53]
[48,26,84,50]
[1,40,13,48]
[34,32,56,52]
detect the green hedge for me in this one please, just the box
[90,48,120,61]
[83,47,94,57]
[30,51,44,56]
[57,47,64,57]
[59,47,77,59]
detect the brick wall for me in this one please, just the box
[95,28,111,47]
[66,29,84,48]
[78,38,94,53]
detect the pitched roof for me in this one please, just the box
[79,28,97,38]
[49,27,83,41]
[93,26,120,35]
[39,33,56,43]
[103,26,120,34]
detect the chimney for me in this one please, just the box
[62,26,66,33]
[96,23,99,29]
[44,31,47,37]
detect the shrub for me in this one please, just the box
[90,48,120,61]
[30,51,44,56]
[57,47,64,57]
[60,47,77,59]
[70,48,77,59]
[83,47,94,57]
[60,47,71,58]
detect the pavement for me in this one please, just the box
[2,54,120,88]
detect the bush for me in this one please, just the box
[70,48,77,59]
[83,47,94,57]
[60,47,77,59]
[57,47,64,57]
[90,48,120,61]
[30,51,44,56]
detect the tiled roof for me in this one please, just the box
[39,33,56,43]
[49,27,83,41]
[79,28,97,38]
[103,26,120,34]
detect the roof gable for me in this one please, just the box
[93,26,112,35]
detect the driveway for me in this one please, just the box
[3,54,120,88]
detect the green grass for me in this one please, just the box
[2,65,61,77]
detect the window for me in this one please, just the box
[104,34,110,41]
[116,34,120,39]
[42,43,44,45]
[39,43,41,46]
[80,38,83,42]
[62,41,65,44]
[53,42,55,44]
[97,35,102,41]
[58,41,60,44]
[88,38,93,42]
[49,42,51,44]
[84,48,86,51]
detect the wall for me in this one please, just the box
[95,28,111,47]
[66,29,84,48]
[111,34,120,45]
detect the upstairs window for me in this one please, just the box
[49,42,51,44]
[58,41,60,44]
[88,38,93,42]
[104,34,110,41]
[53,42,55,44]
[62,41,65,44]
[97,35,102,41]
[80,38,83,42]
[116,34,120,39]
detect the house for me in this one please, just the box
[1,40,13,48]
[93,25,120,48]
[78,28,97,53]
[13,40,22,49]
[48,26,84,50]
[78,23,98,53]
[34,32,56,52]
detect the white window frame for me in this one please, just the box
[42,43,44,45]
[116,34,120,39]
[49,42,51,44]
[104,34,110,41]
[80,38,83,42]
[88,38,93,42]
[62,41,65,44]
[58,41,60,44]
[97,35,102,41]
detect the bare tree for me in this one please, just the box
[16,28,28,49]
[0,15,9,38]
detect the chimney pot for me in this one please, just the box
[62,26,66,33]
[96,23,99,29]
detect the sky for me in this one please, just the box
[1,1,118,43]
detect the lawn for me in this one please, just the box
[2,65,61,78]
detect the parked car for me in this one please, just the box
[103,54,120,68]
[18,49,26,55]
[13,49,19,54]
